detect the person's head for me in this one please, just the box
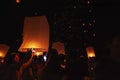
[47,48,59,64]
[58,54,65,65]
[48,48,58,59]
[32,55,44,64]
[9,52,20,64]
[18,50,32,64]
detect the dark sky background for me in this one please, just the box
[0,0,120,53]
[0,0,73,43]
[97,0,120,44]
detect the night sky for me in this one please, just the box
[0,0,73,44]
[0,0,120,53]
[0,1,120,79]
[96,0,120,58]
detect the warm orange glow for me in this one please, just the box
[19,16,49,52]
[60,65,66,69]
[52,42,65,54]
[16,0,21,3]
[0,44,9,58]
[0,52,3,57]
[86,46,96,58]
[34,52,43,56]
[89,53,95,58]
[22,42,42,49]
[1,59,4,63]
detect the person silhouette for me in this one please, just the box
[18,49,34,80]
[0,52,21,80]
[66,52,89,80]
[38,48,65,80]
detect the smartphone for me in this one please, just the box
[43,52,47,62]
[43,55,47,62]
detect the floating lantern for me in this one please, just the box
[18,16,50,55]
[0,44,9,58]
[86,46,96,58]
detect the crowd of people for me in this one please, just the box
[0,48,90,80]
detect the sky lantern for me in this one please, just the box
[86,46,96,58]
[18,16,49,55]
[16,0,21,3]
[0,44,10,58]
[52,42,65,54]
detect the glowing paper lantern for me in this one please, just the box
[0,44,10,58]
[18,16,49,54]
[86,46,96,58]
[16,0,21,3]
[52,42,65,54]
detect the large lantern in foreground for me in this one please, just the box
[52,42,65,54]
[18,16,49,55]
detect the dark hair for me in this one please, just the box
[48,48,58,58]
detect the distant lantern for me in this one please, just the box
[16,0,21,3]
[18,16,50,55]
[86,46,96,58]
[52,42,65,54]
[0,44,10,58]
[87,1,90,4]
[82,23,85,26]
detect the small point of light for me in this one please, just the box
[69,26,71,28]
[89,23,92,26]
[91,67,94,70]
[82,23,85,26]
[60,65,66,69]
[87,1,90,4]
[93,33,96,37]
[64,59,67,63]
[43,55,47,62]
[84,30,87,32]
[74,5,76,8]
[1,59,4,63]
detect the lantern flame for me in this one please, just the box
[35,52,43,56]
